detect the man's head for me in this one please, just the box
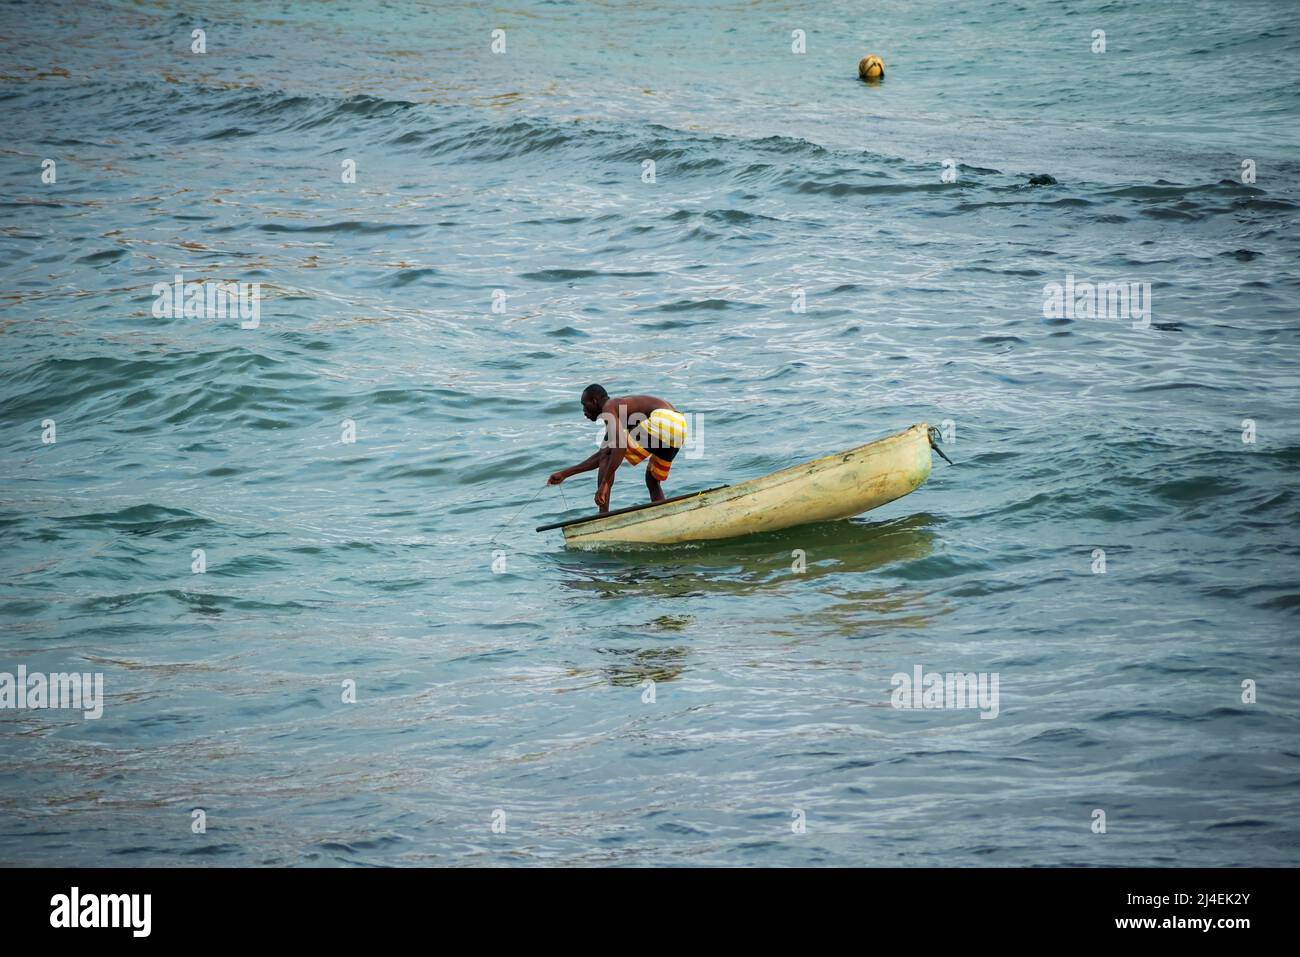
[581,383,608,421]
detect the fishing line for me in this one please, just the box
[489,483,548,544]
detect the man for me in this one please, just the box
[548,384,688,513]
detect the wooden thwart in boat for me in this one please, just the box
[537,423,934,546]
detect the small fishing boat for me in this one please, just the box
[537,423,937,546]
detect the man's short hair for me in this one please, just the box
[582,384,608,403]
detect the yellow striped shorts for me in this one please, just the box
[623,408,688,481]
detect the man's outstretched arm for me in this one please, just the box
[549,449,603,485]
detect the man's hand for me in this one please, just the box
[594,484,611,511]
[548,471,567,485]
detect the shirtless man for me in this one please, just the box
[548,384,689,513]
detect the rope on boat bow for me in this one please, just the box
[928,426,955,466]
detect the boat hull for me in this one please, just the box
[560,423,933,546]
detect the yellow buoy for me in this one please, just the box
[858,55,885,82]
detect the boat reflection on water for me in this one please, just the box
[553,512,938,597]
[549,513,940,687]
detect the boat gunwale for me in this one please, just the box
[559,423,929,539]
